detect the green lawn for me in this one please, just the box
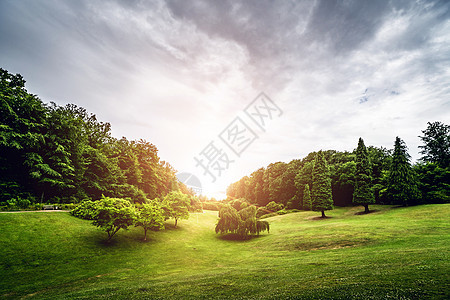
[0,205,449,299]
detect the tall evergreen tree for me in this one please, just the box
[353,138,375,213]
[311,151,333,217]
[303,184,312,211]
[386,137,419,206]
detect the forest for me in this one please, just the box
[225,120,449,215]
[0,68,196,210]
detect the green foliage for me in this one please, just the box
[70,200,99,220]
[385,137,420,206]
[303,184,312,211]
[91,196,136,241]
[311,151,333,217]
[189,196,203,212]
[161,191,190,227]
[265,201,284,212]
[414,163,450,204]
[419,121,450,168]
[0,68,183,204]
[201,201,223,211]
[215,205,269,238]
[353,138,375,212]
[135,201,165,241]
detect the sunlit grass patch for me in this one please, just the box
[0,205,449,299]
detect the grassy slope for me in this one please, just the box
[0,205,449,299]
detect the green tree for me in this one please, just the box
[215,205,269,239]
[162,191,190,228]
[414,163,450,204]
[303,184,312,211]
[91,196,136,241]
[353,138,375,213]
[135,202,165,241]
[311,151,333,218]
[419,121,450,168]
[385,137,420,206]
[294,161,313,209]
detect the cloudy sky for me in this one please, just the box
[1,0,449,199]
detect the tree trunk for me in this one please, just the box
[321,211,326,218]
[144,229,147,241]
[175,218,178,228]
[364,204,370,214]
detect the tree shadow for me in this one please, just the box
[309,216,333,221]
[216,233,267,242]
[354,209,379,215]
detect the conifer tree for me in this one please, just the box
[303,184,312,210]
[386,137,419,206]
[311,151,333,217]
[353,138,375,213]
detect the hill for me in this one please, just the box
[0,205,449,299]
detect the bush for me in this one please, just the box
[70,200,98,220]
[31,203,43,210]
[60,203,77,210]
[265,201,284,212]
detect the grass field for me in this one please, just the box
[0,205,449,299]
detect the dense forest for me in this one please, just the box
[226,125,449,211]
[0,68,195,208]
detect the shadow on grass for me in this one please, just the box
[216,233,268,242]
[354,209,380,215]
[309,216,333,221]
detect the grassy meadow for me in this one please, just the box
[0,205,449,299]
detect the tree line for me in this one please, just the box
[0,68,196,209]
[227,123,449,216]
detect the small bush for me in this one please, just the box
[265,201,284,212]
[277,208,288,215]
[17,197,31,209]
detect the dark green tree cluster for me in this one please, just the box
[0,68,192,207]
[227,122,449,213]
[71,191,191,241]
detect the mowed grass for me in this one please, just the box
[0,205,449,299]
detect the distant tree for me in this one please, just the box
[353,138,375,213]
[419,121,450,168]
[135,202,165,241]
[162,191,190,228]
[294,161,313,209]
[303,184,312,211]
[91,196,136,241]
[311,151,333,218]
[385,137,420,206]
[414,163,450,204]
[331,161,356,206]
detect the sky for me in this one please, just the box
[1,0,449,199]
